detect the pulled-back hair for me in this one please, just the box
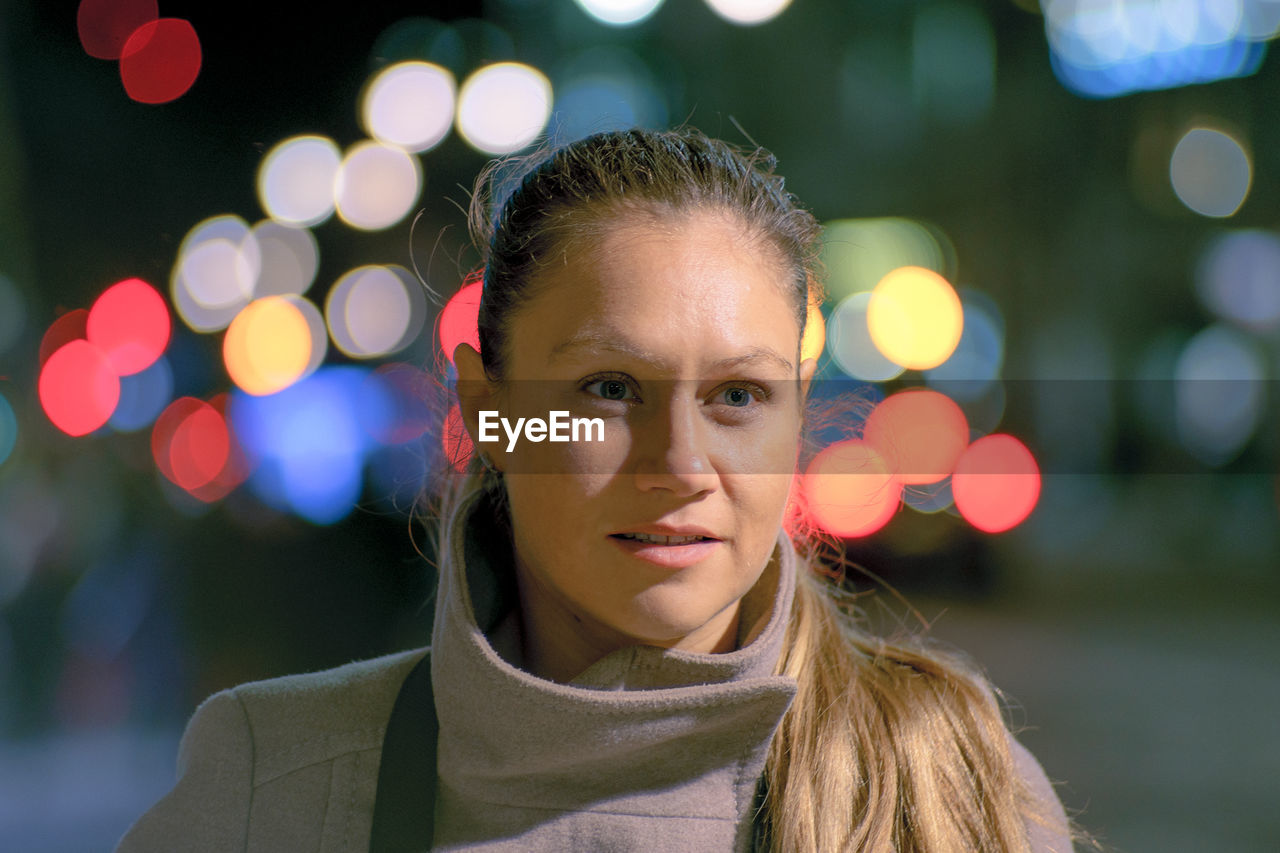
[466,127,821,379]
[434,127,1087,851]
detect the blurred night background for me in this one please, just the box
[2,0,1279,850]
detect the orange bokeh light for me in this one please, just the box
[801,439,901,538]
[863,388,969,485]
[223,297,312,396]
[952,434,1041,533]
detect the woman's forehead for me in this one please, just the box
[507,212,803,372]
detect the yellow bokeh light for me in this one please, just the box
[867,266,963,370]
[223,297,312,396]
[800,294,825,363]
[821,217,953,303]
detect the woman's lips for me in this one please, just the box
[607,533,722,569]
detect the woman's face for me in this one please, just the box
[461,209,815,664]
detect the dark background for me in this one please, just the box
[1,1,1278,850]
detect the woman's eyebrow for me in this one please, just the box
[548,333,794,373]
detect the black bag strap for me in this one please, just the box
[370,650,437,853]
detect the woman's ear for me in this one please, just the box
[798,356,818,403]
[453,343,503,471]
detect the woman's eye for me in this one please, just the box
[716,385,763,408]
[585,378,636,401]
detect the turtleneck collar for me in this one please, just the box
[428,494,800,851]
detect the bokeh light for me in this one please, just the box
[1044,0,1268,98]
[230,368,382,524]
[362,61,456,153]
[326,265,426,359]
[952,434,1041,533]
[86,277,170,376]
[1174,324,1266,465]
[109,355,173,432]
[703,0,794,25]
[77,0,157,60]
[39,309,89,367]
[800,295,825,363]
[820,218,953,303]
[39,340,121,437]
[924,289,1005,401]
[169,403,229,491]
[0,392,16,467]
[0,274,25,356]
[333,141,422,231]
[119,18,202,104]
[867,266,964,370]
[257,135,341,226]
[363,363,435,446]
[250,220,319,298]
[827,292,905,382]
[573,0,665,27]
[171,215,258,333]
[1170,127,1252,217]
[863,389,969,485]
[443,403,473,472]
[551,47,667,143]
[1195,229,1280,333]
[439,274,483,365]
[223,297,313,396]
[456,62,553,154]
[279,294,328,382]
[801,439,901,537]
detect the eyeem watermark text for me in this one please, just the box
[478,411,605,452]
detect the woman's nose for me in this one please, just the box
[632,391,719,497]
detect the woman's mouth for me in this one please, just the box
[607,532,722,568]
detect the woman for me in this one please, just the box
[117,127,1083,852]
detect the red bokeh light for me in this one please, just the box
[39,309,89,368]
[863,388,969,485]
[952,434,1041,533]
[187,394,252,503]
[87,277,170,375]
[439,273,483,366]
[119,18,202,104]
[38,340,121,436]
[442,403,473,472]
[800,439,901,538]
[77,0,158,60]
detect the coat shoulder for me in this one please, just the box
[231,646,429,784]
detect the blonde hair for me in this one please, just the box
[424,126,1097,851]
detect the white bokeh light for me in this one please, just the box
[326,265,426,358]
[257,135,341,226]
[573,0,665,26]
[456,62,553,154]
[250,220,319,299]
[362,61,456,153]
[1170,127,1252,218]
[333,141,423,231]
[703,0,794,25]
[171,216,260,333]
